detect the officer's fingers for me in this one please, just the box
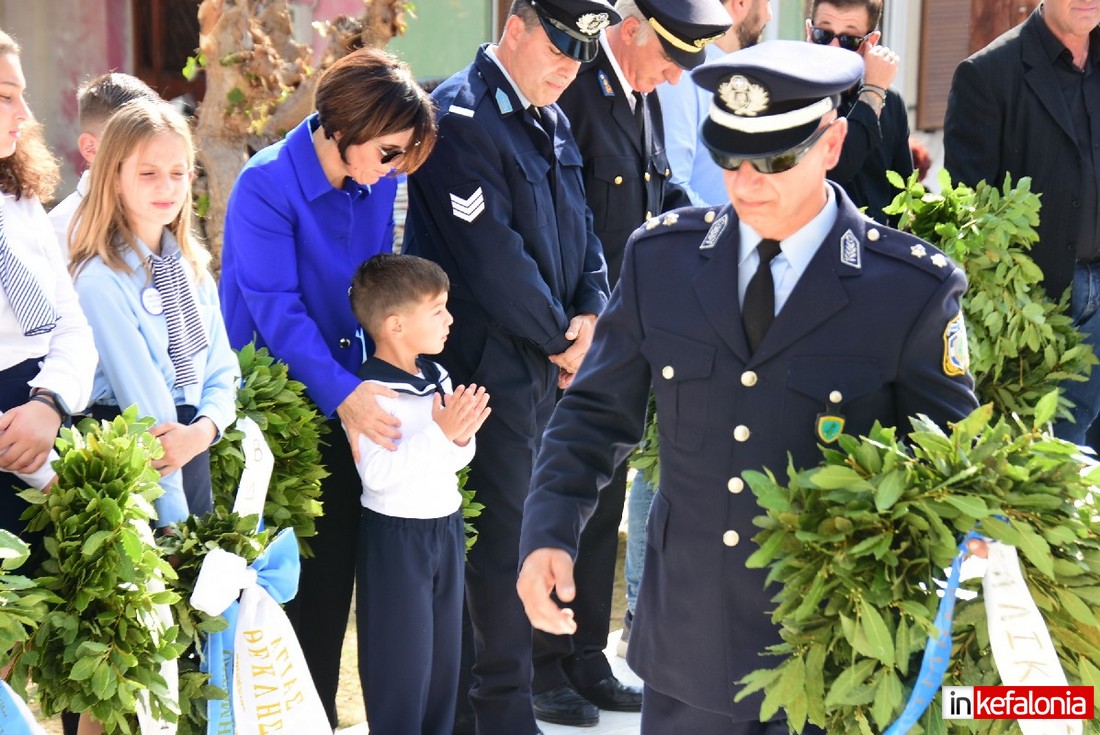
[549,550,577,603]
[517,549,578,634]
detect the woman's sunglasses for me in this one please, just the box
[708,121,835,175]
[809,27,871,52]
[378,146,406,165]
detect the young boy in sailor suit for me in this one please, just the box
[348,253,491,735]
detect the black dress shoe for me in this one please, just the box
[532,683,600,727]
[574,675,643,712]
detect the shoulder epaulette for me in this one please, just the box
[631,206,721,246]
[864,225,957,282]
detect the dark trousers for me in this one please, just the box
[357,507,464,735]
[641,685,823,735]
[532,460,628,692]
[87,404,213,517]
[283,418,360,728]
[0,358,45,535]
[460,400,553,735]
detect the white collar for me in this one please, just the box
[486,44,534,111]
[738,184,837,271]
[600,33,636,107]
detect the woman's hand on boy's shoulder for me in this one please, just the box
[338,381,402,457]
[432,384,491,447]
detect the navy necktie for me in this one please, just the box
[742,239,782,352]
[149,253,209,387]
[0,204,57,336]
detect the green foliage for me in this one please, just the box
[740,400,1100,733]
[629,393,659,485]
[209,342,327,556]
[181,52,205,82]
[0,530,57,658]
[458,465,482,555]
[157,510,271,735]
[11,409,187,732]
[885,170,1097,423]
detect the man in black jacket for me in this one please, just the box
[944,0,1100,444]
[531,0,730,727]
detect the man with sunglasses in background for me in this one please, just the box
[516,40,978,734]
[807,0,913,225]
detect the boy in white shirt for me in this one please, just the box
[48,72,157,256]
[348,253,491,735]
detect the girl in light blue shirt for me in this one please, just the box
[68,99,238,527]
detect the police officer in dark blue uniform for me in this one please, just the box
[517,40,979,734]
[403,1,616,733]
[532,0,731,726]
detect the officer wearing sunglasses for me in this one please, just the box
[518,40,978,735]
[806,0,913,226]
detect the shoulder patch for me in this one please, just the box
[448,105,475,118]
[865,228,957,282]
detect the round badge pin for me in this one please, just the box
[141,286,164,315]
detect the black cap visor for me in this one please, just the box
[700,116,822,159]
[537,14,599,62]
[657,36,707,71]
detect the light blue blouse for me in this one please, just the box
[73,230,239,525]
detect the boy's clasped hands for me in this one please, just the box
[432,383,491,447]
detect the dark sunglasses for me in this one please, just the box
[809,26,871,52]
[708,121,835,175]
[378,145,406,165]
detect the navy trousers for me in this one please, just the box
[461,400,554,735]
[0,358,46,534]
[641,685,824,735]
[357,507,464,735]
[282,417,360,728]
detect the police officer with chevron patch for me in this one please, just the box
[403,1,615,733]
[516,40,979,734]
[531,0,731,727]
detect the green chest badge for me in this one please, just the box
[816,413,845,443]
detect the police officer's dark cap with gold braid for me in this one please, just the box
[634,0,733,70]
[529,0,622,62]
[693,40,865,159]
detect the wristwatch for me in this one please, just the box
[29,388,69,424]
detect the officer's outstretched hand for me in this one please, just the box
[517,548,579,635]
[550,313,597,375]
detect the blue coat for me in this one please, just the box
[520,185,978,720]
[220,114,397,416]
[404,46,609,427]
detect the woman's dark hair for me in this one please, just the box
[315,47,437,174]
[0,29,60,201]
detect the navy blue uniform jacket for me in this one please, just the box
[556,46,690,284]
[520,185,978,720]
[405,46,609,428]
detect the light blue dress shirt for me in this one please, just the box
[656,43,728,207]
[737,185,839,314]
[74,230,239,525]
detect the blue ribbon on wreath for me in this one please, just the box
[202,527,300,735]
[883,529,985,735]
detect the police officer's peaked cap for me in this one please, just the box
[530,0,622,62]
[692,40,864,157]
[635,0,733,70]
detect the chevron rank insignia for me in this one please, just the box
[598,70,615,97]
[450,187,485,223]
[840,229,861,269]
